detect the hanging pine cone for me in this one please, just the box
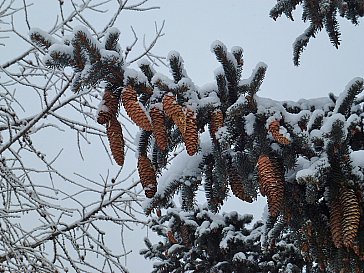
[137,154,157,198]
[329,197,344,248]
[97,89,119,124]
[180,225,190,246]
[162,93,186,135]
[229,169,253,203]
[340,187,360,248]
[183,109,199,156]
[268,120,291,145]
[257,154,285,217]
[167,230,177,244]
[210,109,224,137]
[106,117,125,166]
[121,86,153,131]
[150,107,168,151]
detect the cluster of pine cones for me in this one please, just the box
[258,120,362,256]
[96,86,200,198]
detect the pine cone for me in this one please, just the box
[97,89,119,124]
[229,169,253,203]
[150,107,168,151]
[183,109,199,156]
[121,86,153,131]
[268,120,291,145]
[180,225,190,246]
[340,187,360,248]
[329,197,344,248]
[162,93,186,135]
[106,117,125,166]
[137,155,157,198]
[257,155,285,217]
[167,230,177,244]
[210,109,224,137]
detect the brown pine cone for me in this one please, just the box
[150,107,168,151]
[137,154,157,198]
[183,109,199,156]
[329,197,344,248]
[229,169,253,203]
[97,89,119,124]
[162,93,186,135]
[167,230,177,244]
[106,117,125,166]
[340,187,360,248]
[180,225,190,246]
[210,109,224,137]
[257,154,285,217]
[268,120,291,145]
[121,86,153,131]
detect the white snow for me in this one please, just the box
[210,40,227,54]
[143,132,212,206]
[333,77,364,113]
[44,44,74,66]
[350,150,364,168]
[231,46,243,55]
[167,243,184,254]
[96,99,108,116]
[244,113,256,136]
[350,151,364,180]
[151,73,176,90]
[213,66,225,78]
[295,157,330,183]
[320,113,347,136]
[232,252,246,261]
[123,68,148,86]
[197,90,221,108]
[167,50,188,78]
[137,58,151,67]
[29,27,60,46]
[227,94,247,114]
[102,27,121,53]
[347,113,360,127]
[100,49,120,62]
[239,62,268,87]
[307,109,324,131]
[73,25,102,51]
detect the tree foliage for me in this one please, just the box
[38,22,364,270]
[270,0,364,65]
[2,1,364,272]
[141,205,305,273]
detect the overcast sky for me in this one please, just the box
[2,0,364,272]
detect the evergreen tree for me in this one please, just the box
[270,0,364,65]
[141,204,305,273]
[31,26,364,272]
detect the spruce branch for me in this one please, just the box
[335,78,364,117]
[270,0,364,65]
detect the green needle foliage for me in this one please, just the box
[270,0,364,65]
